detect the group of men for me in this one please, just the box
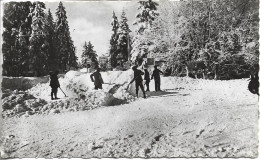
[49,65,164,100]
[49,66,259,101]
[129,65,164,98]
[88,65,164,99]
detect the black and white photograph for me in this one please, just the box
[0,0,259,158]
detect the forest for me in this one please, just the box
[2,0,259,80]
[2,1,77,77]
[128,0,259,80]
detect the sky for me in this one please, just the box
[45,1,138,61]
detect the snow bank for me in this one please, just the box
[1,70,137,117]
[2,90,47,118]
[3,69,250,118]
[28,70,138,102]
[2,76,49,91]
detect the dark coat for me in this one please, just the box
[151,69,163,80]
[50,74,60,88]
[131,69,144,83]
[90,72,104,86]
[144,70,150,82]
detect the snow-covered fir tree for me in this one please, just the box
[28,2,48,76]
[87,41,98,67]
[131,0,159,65]
[55,1,77,71]
[117,9,131,63]
[81,41,98,68]
[2,2,32,76]
[45,9,56,70]
[109,11,120,68]
[81,41,89,67]
[67,38,78,70]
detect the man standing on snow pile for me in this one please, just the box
[129,66,146,98]
[144,68,150,91]
[90,68,104,90]
[50,71,60,100]
[151,65,164,92]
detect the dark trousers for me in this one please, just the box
[51,87,58,99]
[135,82,146,97]
[154,79,161,91]
[145,80,150,91]
[94,84,102,90]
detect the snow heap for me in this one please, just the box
[2,70,138,118]
[2,90,47,118]
[28,70,137,101]
[2,69,248,118]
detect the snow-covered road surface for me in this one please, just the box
[2,78,258,158]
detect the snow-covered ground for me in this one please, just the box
[1,70,258,158]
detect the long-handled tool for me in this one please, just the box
[126,72,144,90]
[59,87,68,97]
[103,83,117,85]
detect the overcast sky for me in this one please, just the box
[45,1,138,61]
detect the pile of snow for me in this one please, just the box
[3,69,249,118]
[2,70,142,118]
[1,89,128,118]
[79,68,88,73]
[0,70,137,117]
[28,70,136,101]
[2,90,47,118]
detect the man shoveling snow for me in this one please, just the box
[49,71,60,100]
[90,68,104,90]
[129,66,146,98]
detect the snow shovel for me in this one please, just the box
[103,82,117,85]
[126,83,131,90]
[59,87,68,97]
[107,82,129,94]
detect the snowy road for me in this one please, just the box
[2,79,258,158]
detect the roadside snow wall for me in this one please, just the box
[2,76,49,91]
[28,70,137,102]
[2,69,250,118]
[2,70,138,118]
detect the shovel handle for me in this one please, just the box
[59,87,67,97]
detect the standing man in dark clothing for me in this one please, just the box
[129,66,146,98]
[144,69,150,91]
[90,68,104,90]
[151,65,164,92]
[50,71,60,100]
[248,72,259,95]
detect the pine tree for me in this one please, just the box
[67,38,78,69]
[87,41,98,67]
[55,1,76,71]
[81,41,89,67]
[131,0,159,65]
[45,9,56,70]
[2,2,32,76]
[117,9,131,63]
[109,11,119,68]
[81,41,98,68]
[28,2,48,76]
